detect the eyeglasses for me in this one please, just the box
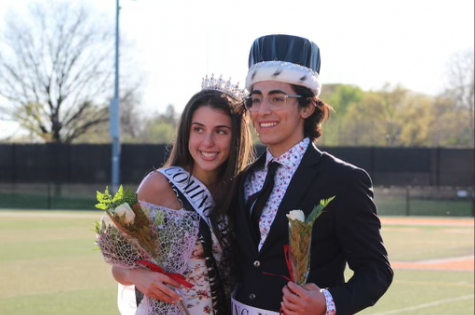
[244,93,301,112]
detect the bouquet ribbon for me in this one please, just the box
[137,260,194,289]
[262,245,294,315]
[262,245,294,282]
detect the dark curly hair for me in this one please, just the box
[291,84,333,142]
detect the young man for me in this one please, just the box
[233,34,393,315]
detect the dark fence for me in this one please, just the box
[0,144,473,187]
[0,144,473,215]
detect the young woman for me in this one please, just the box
[112,76,253,315]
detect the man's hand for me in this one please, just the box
[281,282,326,315]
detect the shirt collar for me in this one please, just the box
[265,138,310,170]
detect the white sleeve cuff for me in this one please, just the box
[321,289,336,315]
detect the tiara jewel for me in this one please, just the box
[201,74,247,100]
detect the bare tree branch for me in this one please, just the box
[445,49,475,147]
[0,1,140,143]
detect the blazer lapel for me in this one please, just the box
[259,144,323,254]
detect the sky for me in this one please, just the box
[0,0,474,139]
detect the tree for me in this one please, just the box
[444,50,474,147]
[137,104,178,144]
[319,84,364,146]
[341,91,388,146]
[73,89,144,143]
[319,82,474,147]
[162,104,179,128]
[398,95,434,146]
[0,1,140,143]
[337,85,413,147]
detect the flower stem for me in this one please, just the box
[178,300,190,315]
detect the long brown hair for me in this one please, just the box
[164,89,253,239]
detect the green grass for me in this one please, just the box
[359,270,474,314]
[0,211,117,315]
[381,224,474,261]
[0,210,473,315]
[0,193,96,210]
[359,220,474,314]
[375,198,473,217]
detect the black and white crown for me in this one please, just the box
[245,34,322,96]
[201,74,247,101]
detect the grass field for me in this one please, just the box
[0,210,473,315]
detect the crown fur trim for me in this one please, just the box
[202,74,247,101]
[245,61,321,96]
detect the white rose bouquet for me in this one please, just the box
[94,186,200,315]
[94,186,159,261]
[286,196,335,285]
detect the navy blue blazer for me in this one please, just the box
[234,143,393,315]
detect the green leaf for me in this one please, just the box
[94,203,108,210]
[96,191,104,202]
[320,196,336,208]
[92,221,101,234]
[103,186,112,200]
[305,196,336,225]
[95,186,115,210]
[113,185,124,203]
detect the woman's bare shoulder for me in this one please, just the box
[137,171,181,210]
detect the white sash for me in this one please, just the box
[231,297,279,315]
[158,166,215,229]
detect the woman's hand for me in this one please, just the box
[281,282,326,315]
[127,268,184,304]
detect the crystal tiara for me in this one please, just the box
[201,74,247,101]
